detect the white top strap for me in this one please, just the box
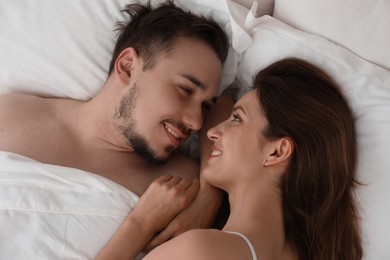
[224,231,258,260]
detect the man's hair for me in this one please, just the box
[108,1,229,74]
[255,58,362,260]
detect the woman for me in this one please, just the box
[97,58,362,260]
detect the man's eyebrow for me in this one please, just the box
[181,74,217,105]
[181,74,205,90]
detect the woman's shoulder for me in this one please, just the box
[144,229,248,260]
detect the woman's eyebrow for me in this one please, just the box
[232,106,247,116]
[181,74,205,90]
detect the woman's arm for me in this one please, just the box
[96,175,199,260]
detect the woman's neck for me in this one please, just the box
[223,184,294,259]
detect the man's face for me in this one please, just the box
[116,37,222,164]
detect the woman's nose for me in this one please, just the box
[207,123,222,141]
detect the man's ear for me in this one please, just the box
[114,47,138,84]
[263,137,294,167]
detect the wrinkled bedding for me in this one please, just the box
[0,151,139,259]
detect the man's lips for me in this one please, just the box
[163,122,187,147]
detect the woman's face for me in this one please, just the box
[203,90,271,188]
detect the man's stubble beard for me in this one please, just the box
[115,83,172,165]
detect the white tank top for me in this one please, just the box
[224,231,258,260]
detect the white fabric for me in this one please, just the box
[231,0,274,15]
[0,0,265,99]
[273,0,390,71]
[225,231,258,260]
[0,151,139,259]
[235,15,390,260]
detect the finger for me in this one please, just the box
[186,180,200,200]
[156,174,173,183]
[166,176,183,186]
[144,228,173,251]
[175,178,193,190]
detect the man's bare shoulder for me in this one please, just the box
[0,93,55,150]
[0,93,50,117]
[125,151,200,195]
[164,151,200,178]
[0,93,54,128]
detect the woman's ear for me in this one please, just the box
[263,137,294,167]
[114,47,138,84]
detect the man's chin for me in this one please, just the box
[137,151,167,165]
[137,149,170,165]
[152,150,170,164]
[151,157,168,165]
[131,139,175,165]
[150,149,173,165]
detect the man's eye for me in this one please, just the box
[202,103,211,111]
[180,86,193,95]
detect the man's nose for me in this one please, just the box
[182,105,203,132]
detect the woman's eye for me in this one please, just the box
[231,113,241,122]
[180,86,193,95]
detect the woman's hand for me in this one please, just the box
[143,180,223,251]
[96,175,199,260]
[131,175,200,234]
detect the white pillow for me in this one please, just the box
[273,0,390,71]
[0,0,128,99]
[236,15,390,260]
[232,0,274,15]
[0,0,258,99]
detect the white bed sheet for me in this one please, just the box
[0,151,139,259]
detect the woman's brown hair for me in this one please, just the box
[255,58,362,260]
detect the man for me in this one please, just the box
[0,2,228,249]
